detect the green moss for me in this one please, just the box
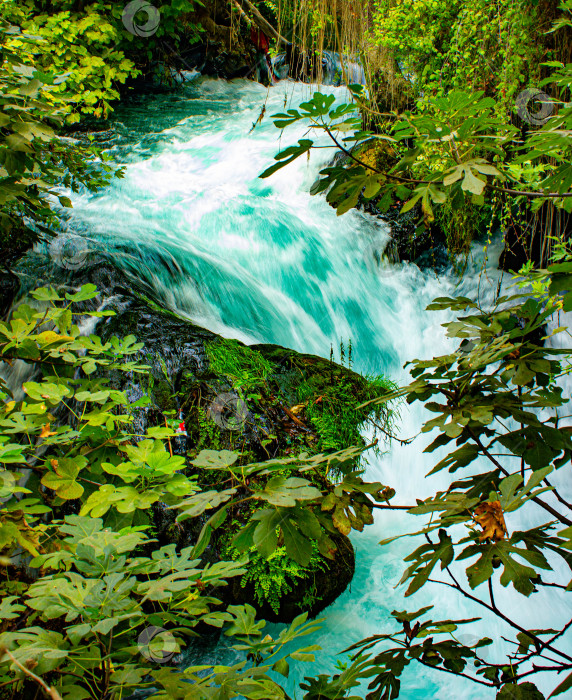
[205,338,275,393]
[175,338,398,617]
[134,293,188,322]
[195,406,221,452]
[295,367,398,457]
[153,378,177,413]
[436,198,492,262]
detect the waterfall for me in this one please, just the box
[272,50,366,86]
[20,77,571,698]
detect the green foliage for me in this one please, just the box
[195,404,222,451]
[372,0,544,110]
[2,0,202,122]
[262,75,572,235]
[0,24,121,261]
[199,338,399,475]
[3,1,138,122]
[299,251,572,698]
[435,197,491,259]
[296,367,397,455]
[0,285,397,698]
[226,542,326,614]
[263,3,572,256]
[205,337,275,392]
[187,446,393,561]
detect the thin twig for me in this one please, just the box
[544,477,572,512]
[366,416,414,446]
[433,571,572,664]
[0,649,63,700]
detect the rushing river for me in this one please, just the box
[34,77,572,698]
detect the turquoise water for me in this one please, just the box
[57,77,572,699]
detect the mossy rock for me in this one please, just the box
[7,256,395,623]
[222,535,355,624]
[97,293,394,621]
[13,256,393,624]
[353,138,399,174]
[99,301,385,620]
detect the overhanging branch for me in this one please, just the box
[235,0,289,46]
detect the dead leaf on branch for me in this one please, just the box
[474,500,508,542]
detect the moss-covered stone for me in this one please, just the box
[222,535,355,624]
[99,295,392,621]
[42,262,393,623]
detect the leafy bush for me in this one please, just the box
[293,248,572,699]
[0,284,397,698]
[2,0,202,122]
[372,0,544,109]
[263,2,571,257]
[224,542,326,614]
[262,67,571,240]
[0,23,121,263]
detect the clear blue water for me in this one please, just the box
[54,77,572,699]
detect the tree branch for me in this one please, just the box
[467,427,572,526]
[235,0,289,45]
[433,570,572,665]
[319,125,572,199]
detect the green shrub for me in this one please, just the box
[0,23,121,261]
[1,0,202,122]
[225,542,326,614]
[296,361,398,456]
[0,284,393,698]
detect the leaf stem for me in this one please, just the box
[0,648,63,700]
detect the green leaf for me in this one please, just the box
[252,509,280,558]
[191,506,228,558]
[41,457,85,500]
[272,657,290,678]
[497,682,545,699]
[391,606,434,623]
[293,507,322,540]
[281,516,313,566]
[550,672,572,697]
[260,140,313,178]
[65,284,98,302]
[0,596,26,620]
[461,167,486,195]
[224,604,265,637]
[191,450,239,469]
[232,520,257,552]
[253,476,321,507]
